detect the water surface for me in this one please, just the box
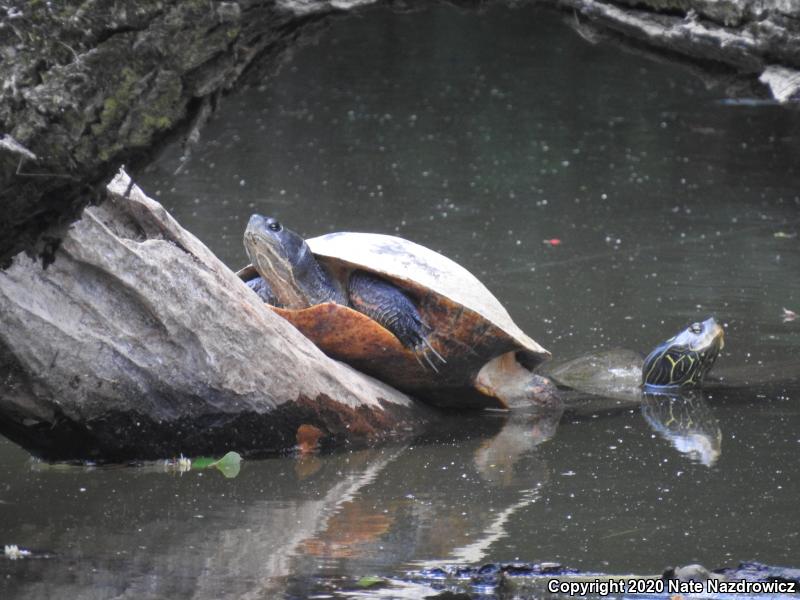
[2,3,799,598]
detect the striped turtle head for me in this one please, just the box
[244,215,317,309]
[642,317,725,389]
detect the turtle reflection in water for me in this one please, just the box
[239,215,557,410]
[544,318,725,466]
[641,392,722,466]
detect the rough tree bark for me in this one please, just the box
[0,169,433,461]
[1,0,799,266]
[0,0,345,265]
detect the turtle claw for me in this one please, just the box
[422,349,440,373]
[423,337,446,365]
[413,338,446,373]
[413,352,429,372]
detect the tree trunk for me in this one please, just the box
[1,0,799,265]
[0,0,342,265]
[555,0,800,101]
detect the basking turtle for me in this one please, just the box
[239,215,555,410]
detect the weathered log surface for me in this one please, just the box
[0,0,337,265]
[0,169,433,461]
[2,0,799,266]
[557,0,800,101]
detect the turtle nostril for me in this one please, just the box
[248,214,266,229]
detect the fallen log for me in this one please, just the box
[555,0,800,101]
[0,169,433,461]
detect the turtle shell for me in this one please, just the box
[240,232,551,409]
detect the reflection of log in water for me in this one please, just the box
[291,413,556,575]
[414,412,558,567]
[421,487,543,567]
[0,445,407,600]
[473,409,562,486]
[640,391,722,467]
[0,418,557,599]
[225,447,406,599]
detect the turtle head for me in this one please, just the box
[642,317,725,389]
[244,215,320,308]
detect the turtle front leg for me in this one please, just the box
[347,270,445,371]
[246,276,280,306]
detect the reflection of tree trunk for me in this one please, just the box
[0,418,559,599]
[206,447,405,600]
[0,172,433,461]
[0,446,405,600]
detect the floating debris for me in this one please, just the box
[782,307,798,323]
[356,575,388,589]
[163,454,193,473]
[191,451,242,479]
[4,545,31,560]
[774,231,797,239]
[29,452,242,478]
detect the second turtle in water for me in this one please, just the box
[544,317,725,400]
[545,318,726,466]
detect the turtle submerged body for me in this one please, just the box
[240,215,556,410]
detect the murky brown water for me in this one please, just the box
[2,4,799,599]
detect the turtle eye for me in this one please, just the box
[268,220,282,232]
[690,322,702,334]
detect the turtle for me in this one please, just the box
[541,317,725,403]
[239,215,556,410]
[539,317,725,465]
